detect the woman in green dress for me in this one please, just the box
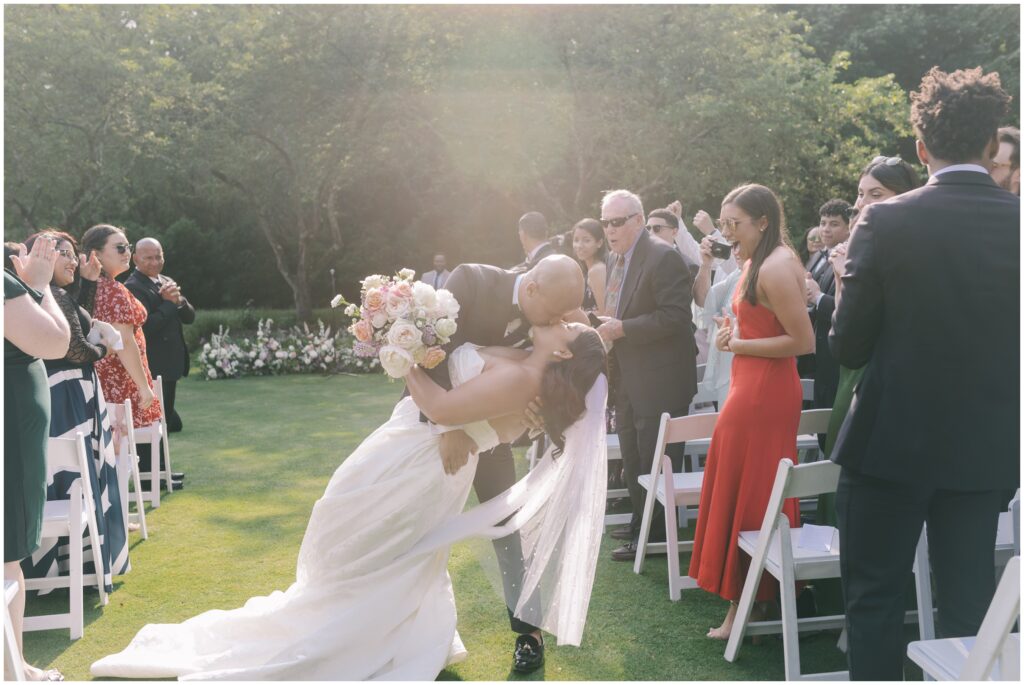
[814,156,921,615]
[4,236,71,681]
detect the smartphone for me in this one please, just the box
[587,311,602,327]
[709,241,733,260]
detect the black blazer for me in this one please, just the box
[513,242,557,273]
[423,263,521,394]
[609,229,697,416]
[811,263,839,408]
[125,270,196,382]
[829,171,1020,490]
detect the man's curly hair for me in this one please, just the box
[910,67,1012,163]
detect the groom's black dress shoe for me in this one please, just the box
[512,634,544,673]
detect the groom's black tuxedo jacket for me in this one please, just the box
[418,264,520,418]
[829,170,1019,491]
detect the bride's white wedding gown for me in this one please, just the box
[91,345,504,680]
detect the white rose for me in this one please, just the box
[398,268,416,281]
[330,294,345,308]
[370,310,388,328]
[378,345,414,378]
[254,359,264,368]
[344,304,358,317]
[434,317,457,340]
[207,368,217,379]
[435,289,460,319]
[385,293,411,319]
[412,281,437,310]
[387,320,423,350]
[361,274,385,290]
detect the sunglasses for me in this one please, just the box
[113,243,133,254]
[870,155,904,167]
[646,223,675,234]
[715,217,743,232]
[600,213,638,229]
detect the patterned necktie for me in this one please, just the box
[604,253,626,317]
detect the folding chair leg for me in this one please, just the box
[633,462,661,575]
[724,528,773,662]
[914,528,935,641]
[663,458,684,601]
[131,454,148,539]
[3,587,25,681]
[778,531,802,680]
[69,506,84,640]
[161,425,173,492]
[149,434,161,508]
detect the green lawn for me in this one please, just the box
[23,373,855,680]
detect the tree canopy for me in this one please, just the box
[5,4,1017,318]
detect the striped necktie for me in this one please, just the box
[604,253,625,317]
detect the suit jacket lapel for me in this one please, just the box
[617,230,649,318]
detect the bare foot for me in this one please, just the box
[707,602,738,640]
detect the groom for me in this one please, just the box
[421,254,586,673]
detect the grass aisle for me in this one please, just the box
[23,374,849,680]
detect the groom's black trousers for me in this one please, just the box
[473,442,540,635]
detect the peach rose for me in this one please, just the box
[351,319,373,342]
[363,288,386,311]
[422,347,447,369]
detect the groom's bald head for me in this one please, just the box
[518,255,585,326]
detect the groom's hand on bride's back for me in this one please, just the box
[523,398,546,439]
[439,429,478,475]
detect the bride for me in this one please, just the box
[91,322,608,680]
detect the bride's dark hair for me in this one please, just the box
[539,327,607,453]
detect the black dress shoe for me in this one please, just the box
[611,542,638,561]
[512,634,544,673]
[609,525,633,540]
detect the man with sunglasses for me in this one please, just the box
[596,189,697,561]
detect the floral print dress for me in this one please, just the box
[93,276,162,428]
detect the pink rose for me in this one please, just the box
[363,288,385,311]
[386,290,411,319]
[351,319,373,342]
[393,281,413,298]
[421,347,447,369]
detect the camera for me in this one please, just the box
[709,241,733,260]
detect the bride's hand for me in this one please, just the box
[439,429,477,475]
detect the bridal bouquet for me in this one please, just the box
[333,268,459,378]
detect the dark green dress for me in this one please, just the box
[4,270,51,562]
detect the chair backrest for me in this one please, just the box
[696,363,707,383]
[1011,492,1021,557]
[800,378,814,402]
[961,556,1020,680]
[659,411,720,446]
[108,400,139,458]
[796,408,831,436]
[46,432,95,510]
[757,458,841,535]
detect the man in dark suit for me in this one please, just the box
[423,255,586,673]
[513,211,557,272]
[829,67,1019,680]
[804,199,851,421]
[595,189,698,561]
[125,238,195,434]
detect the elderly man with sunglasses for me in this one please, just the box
[596,189,698,561]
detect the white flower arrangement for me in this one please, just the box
[197,319,381,379]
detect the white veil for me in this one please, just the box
[404,374,608,646]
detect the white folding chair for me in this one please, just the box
[23,433,108,640]
[603,433,632,529]
[4,580,25,681]
[800,378,814,403]
[724,449,848,680]
[110,400,148,539]
[908,556,1020,681]
[914,490,1021,643]
[132,375,174,506]
[633,412,718,599]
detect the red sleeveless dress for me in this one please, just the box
[688,279,802,602]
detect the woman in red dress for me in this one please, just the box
[82,225,161,429]
[687,184,814,640]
